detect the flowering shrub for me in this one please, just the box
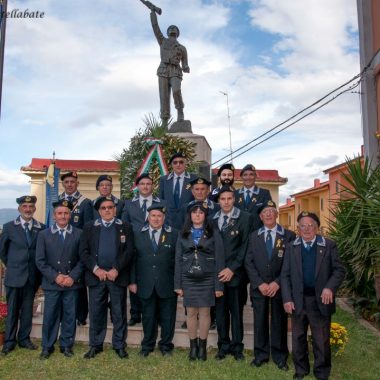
[0,299,7,333]
[330,322,348,356]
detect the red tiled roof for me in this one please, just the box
[21,158,120,173]
[291,180,329,197]
[211,168,287,183]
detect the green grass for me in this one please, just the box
[0,307,379,380]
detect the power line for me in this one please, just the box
[212,55,375,167]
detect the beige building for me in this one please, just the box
[21,158,120,223]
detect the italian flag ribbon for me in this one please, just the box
[132,138,169,191]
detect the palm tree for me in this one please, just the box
[328,157,380,300]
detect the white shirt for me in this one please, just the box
[149,226,162,245]
[173,172,185,195]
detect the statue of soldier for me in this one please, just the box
[147,6,190,123]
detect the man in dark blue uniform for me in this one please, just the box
[212,186,251,361]
[0,195,45,355]
[210,163,235,202]
[59,171,93,326]
[234,164,272,232]
[93,175,123,220]
[181,177,220,224]
[281,212,346,380]
[129,204,178,357]
[159,152,196,228]
[245,200,296,371]
[122,173,166,327]
[80,196,135,359]
[36,200,83,359]
[59,171,93,229]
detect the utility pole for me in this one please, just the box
[220,91,233,163]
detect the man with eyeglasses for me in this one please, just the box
[245,200,296,371]
[281,211,346,380]
[159,152,196,229]
[80,197,135,359]
[0,196,45,355]
[93,175,123,220]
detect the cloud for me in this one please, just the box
[305,155,339,168]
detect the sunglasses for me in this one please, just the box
[100,205,115,210]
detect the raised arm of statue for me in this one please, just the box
[150,10,164,45]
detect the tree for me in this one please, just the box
[328,157,380,300]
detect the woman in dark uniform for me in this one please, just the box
[174,201,224,361]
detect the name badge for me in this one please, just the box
[74,216,79,223]
[120,235,126,243]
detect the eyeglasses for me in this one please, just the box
[261,209,277,215]
[299,223,315,230]
[172,160,185,165]
[100,205,115,210]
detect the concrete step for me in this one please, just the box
[31,295,293,350]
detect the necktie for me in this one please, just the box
[67,196,73,202]
[222,215,228,229]
[105,222,111,228]
[151,229,158,252]
[245,189,251,207]
[59,229,65,242]
[305,241,312,251]
[266,230,273,260]
[174,177,180,208]
[24,222,32,246]
[141,199,148,216]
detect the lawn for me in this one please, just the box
[0,306,379,380]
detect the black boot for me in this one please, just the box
[198,338,207,361]
[189,338,198,361]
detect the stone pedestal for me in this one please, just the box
[169,128,212,180]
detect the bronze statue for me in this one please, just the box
[141,1,190,123]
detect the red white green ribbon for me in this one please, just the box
[132,138,169,191]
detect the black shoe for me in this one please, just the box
[161,350,172,356]
[209,321,216,330]
[60,347,74,357]
[250,358,269,367]
[214,351,227,360]
[198,338,207,361]
[189,338,198,361]
[277,362,289,371]
[77,320,87,326]
[19,340,38,350]
[40,350,51,360]
[139,350,150,357]
[114,348,128,359]
[181,321,187,329]
[1,346,14,356]
[128,318,141,327]
[84,347,102,359]
[234,352,245,361]
[293,374,307,380]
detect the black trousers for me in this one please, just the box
[252,289,288,364]
[76,286,88,323]
[129,291,142,321]
[291,296,331,380]
[4,284,36,349]
[215,285,244,354]
[139,289,177,352]
[88,281,127,349]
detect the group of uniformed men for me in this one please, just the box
[0,152,345,380]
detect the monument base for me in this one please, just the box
[169,130,212,180]
[169,120,192,133]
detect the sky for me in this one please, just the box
[0,0,362,208]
